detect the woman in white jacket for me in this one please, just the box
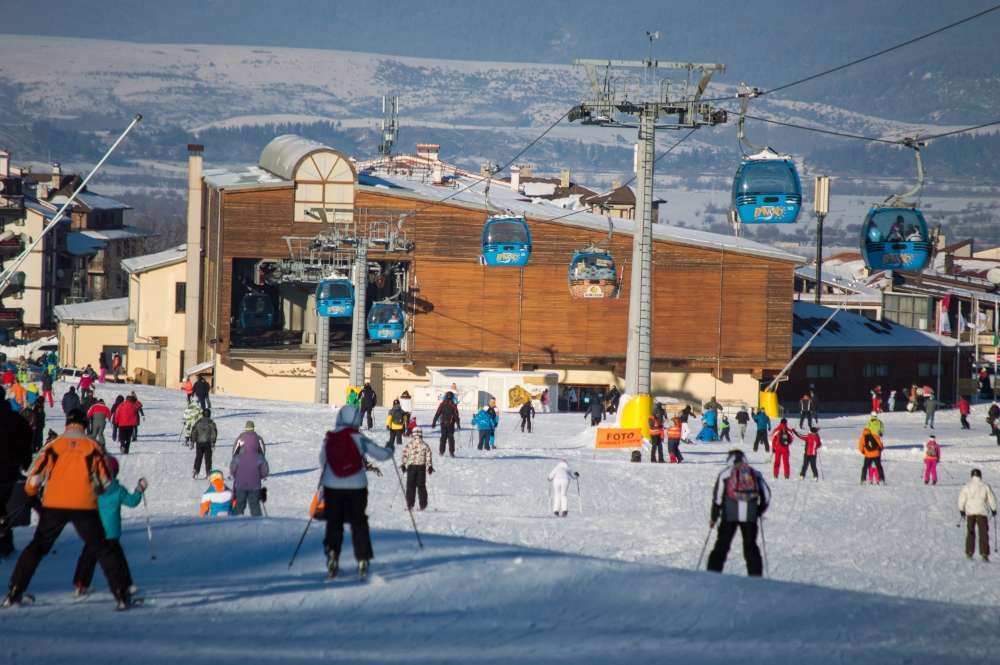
[958,469,998,561]
[548,459,579,517]
[319,405,395,579]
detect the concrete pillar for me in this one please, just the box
[184,144,204,373]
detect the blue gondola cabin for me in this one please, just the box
[860,207,931,272]
[316,279,355,318]
[731,149,802,225]
[367,302,405,341]
[481,215,531,267]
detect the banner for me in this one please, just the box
[595,428,643,449]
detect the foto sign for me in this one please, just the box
[595,428,643,449]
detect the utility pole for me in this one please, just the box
[814,175,830,305]
[349,244,368,387]
[570,53,727,400]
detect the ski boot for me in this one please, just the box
[2,586,23,609]
[114,589,134,611]
[553,511,559,517]
[560,511,568,517]
[358,559,369,580]
[73,583,89,598]
[325,550,339,579]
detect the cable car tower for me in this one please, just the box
[569,41,727,406]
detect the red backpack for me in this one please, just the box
[324,429,364,477]
[726,463,760,503]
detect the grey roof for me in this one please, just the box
[121,244,187,275]
[795,265,882,303]
[53,298,129,325]
[360,172,804,265]
[66,227,151,256]
[793,301,956,350]
[50,191,131,211]
[24,198,59,220]
[203,166,288,191]
[258,134,353,181]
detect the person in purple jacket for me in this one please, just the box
[229,421,269,516]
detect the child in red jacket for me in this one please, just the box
[796,426,822,480]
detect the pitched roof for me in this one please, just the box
[121,244,187,274]
[53,298,129,325]
[793,301,956,350]
[583,184,636,208]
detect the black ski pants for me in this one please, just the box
[0,482,14,557]
[961,414,970,430]
[438,423,456,455]
[800,454,819,479]
[74,537,133,590]
[667,438,683,463]
[861,457,886,483]
[323,487,373,563]
[234,488,263,517]
[9,508,128,596]
[590,416,601,426]
[799,412,813,429]
[520,415,532,433]
[720,429,731,442]
[649,436,664,463]
[966,515,990,558]
[707,520,763,577]
[387,429,404,449]
[196,394,211,411]
[360,406,375,430]
[753,429,770,453]
[193,442,213,477]
[405,465,428,510]
[118,426,136,454]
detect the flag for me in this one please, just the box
[937,296,952,335]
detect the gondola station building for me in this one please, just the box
[174,135,801,409]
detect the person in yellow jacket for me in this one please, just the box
[858,427,886,485]
[3,408,133,610]
[386,398,407,448]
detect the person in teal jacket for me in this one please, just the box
[71,455,148,596]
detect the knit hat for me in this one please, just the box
[105,455,120,479]
[726,449,746,465]
[411,427,423,438]
[245,421,255,431]
[208,469,225,485]
[65,408,88,428]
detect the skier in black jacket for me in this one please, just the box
[0,387,33,557]
[431,392,461,456]
[707,450,771,576]
[586,396,605,427]
[193,376,211,411]
[519,400,536,433]
[61,387,80,415]
[359,383,377,430]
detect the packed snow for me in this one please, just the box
[5,381,1000,663]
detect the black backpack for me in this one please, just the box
[391,409,406,426]
[630,450,641,463]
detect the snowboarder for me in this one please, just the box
[735,406,750,441]
[191,409,218,479]
[230,425,269,517]
[547,459,578,517]
[193,375,211,411]
[386,399,407,449]
[71,456,147,597]
[958,395,971,430]
[770,418,796,480]
[752,408,771,453]
[586,396,605,427]
[666,416,684,463]
[61,386,80,415]
[87,398,112,449]
[473,405,497,451]
[182,399,203,447]
[112,393,142,455]
[719,415,732,442]
[400,428,433,511]
[318,405,395,579]
[958,469,998,562]
[431,391,461,456]
[0,387,33,558]
[359,383,377,430]
[795,426,822,480]
[3,409,133,610]
[707,449,770,576]
[648,404,666,463]
[519,399,535,433]
[199,470,234,517]
[858,427,886,485]
[924,393,939,429]
[923,435,940,485]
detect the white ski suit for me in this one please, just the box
[548,460,576,514]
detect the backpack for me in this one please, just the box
[391,409,406,426]
[324,429,364,478]
[926,441,940,458]
[864,434,880,453]
[726,464,760,503]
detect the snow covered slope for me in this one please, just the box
[4,382,1000,663]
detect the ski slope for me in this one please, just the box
[4,382,1000,664]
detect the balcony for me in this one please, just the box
[0,177,24,218]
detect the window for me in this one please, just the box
[918,362,940,377]
[806,364,835,379]
[863,363,890,378]
[883,294,932,331]
[175,282,186,313]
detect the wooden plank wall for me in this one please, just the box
[202,184,795,369]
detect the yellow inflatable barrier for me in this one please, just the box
[619,394,654,438]
[759,390,780,418]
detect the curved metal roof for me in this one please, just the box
[258,134,354,181]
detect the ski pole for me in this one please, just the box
[995,513,998,554]
[392,461,424,549]
[575,477,583,515]
[288,516,313,569]
[759,517,769,578]
[695,523,714,570]
[141,492,156,561]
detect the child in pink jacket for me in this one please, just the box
[923,435,941,485]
